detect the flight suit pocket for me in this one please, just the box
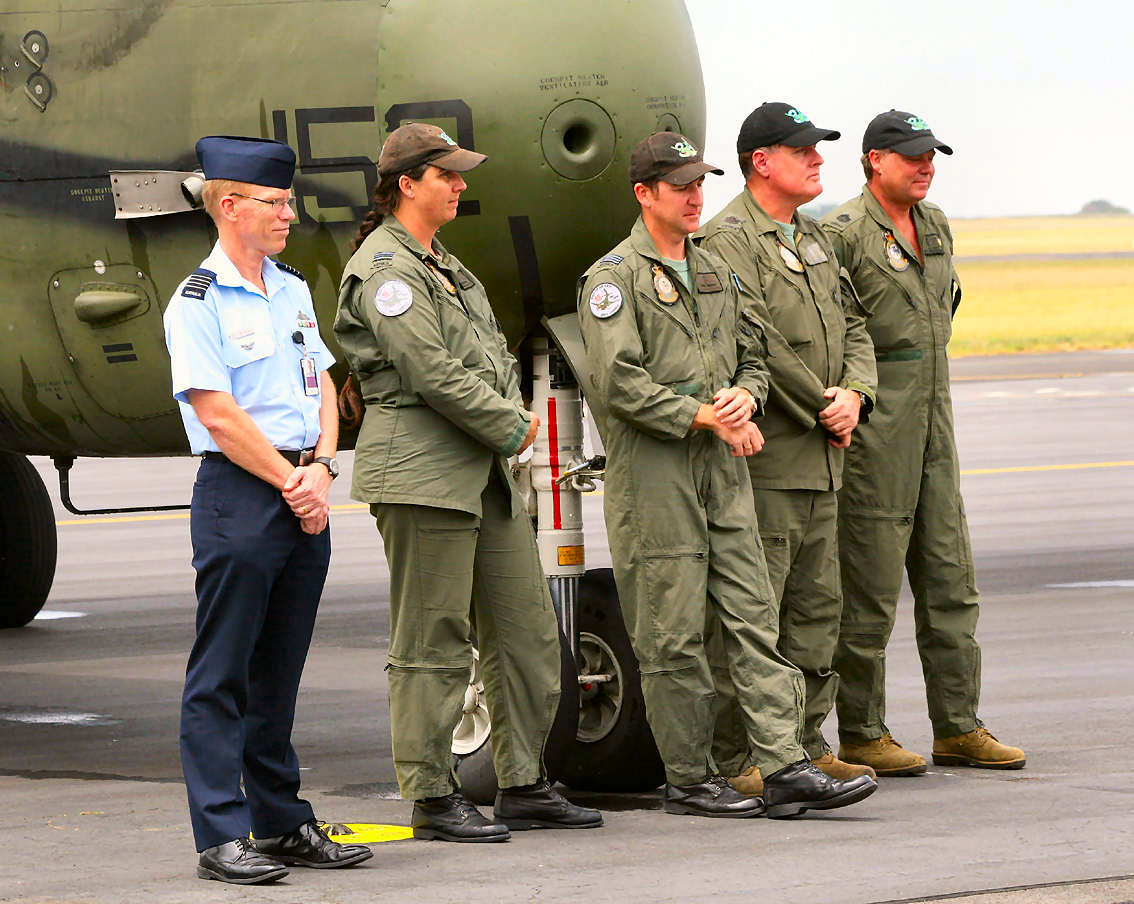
[758,532,790,597]
[640,549,707,669]
[409,525,478,664]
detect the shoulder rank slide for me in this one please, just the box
[181,267,216,300]
[275,260,306,282]
[599,253,624,266]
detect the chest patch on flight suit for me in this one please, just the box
[375,280,413,317]
[778,241,804,273]
[181,268,216,300]
[884,231,910,271]
[694,271,724,293]
[589,283,623,319]
[801,241,828,265]
[423,259,457,295]
[924,233,945,254]
[455,269,476,289]
[652,265,679,304]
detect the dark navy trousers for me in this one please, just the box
[180,457,330,851]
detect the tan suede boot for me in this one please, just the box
[726,764,763,796]
[932,727,1026,769]
[838,734,927,776]
[812,751,877,781]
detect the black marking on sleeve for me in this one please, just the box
[181,268,216,300]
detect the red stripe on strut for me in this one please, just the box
[547,397,562,530]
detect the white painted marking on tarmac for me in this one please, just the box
[1047,580,1134,588]
[0,711,120,726]
[34,610,87,620]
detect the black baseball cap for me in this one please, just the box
[629,132,723,185]
[862,110,953,156]
[736,102,840,153]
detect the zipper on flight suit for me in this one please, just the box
[679,261,716,394]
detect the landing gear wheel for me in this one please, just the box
[453,629,580,807]
[559,568,665,792]
[0,453,57,629]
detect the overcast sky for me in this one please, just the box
[685,0,1134,219]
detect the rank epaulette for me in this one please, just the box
[275,260,306,282]
[599,253,624,266]
[373,251,395,265]
[180,268,216,300]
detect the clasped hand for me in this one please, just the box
[282,464,332,534]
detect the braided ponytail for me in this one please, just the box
[351,164,428,252]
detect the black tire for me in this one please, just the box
[558,568,665,792]
[0,453,57,629]
[455,629,580,806]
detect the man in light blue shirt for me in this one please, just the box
[163,135,370,884]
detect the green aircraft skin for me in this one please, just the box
[0,0,706,459]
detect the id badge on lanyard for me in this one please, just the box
[292,330,321,397]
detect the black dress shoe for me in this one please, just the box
[664,775,765,818]
[412,791,511,842]
[197,837,289,884]
[762,758,877,818]
[494,779,604,830]
[253,818,373,868]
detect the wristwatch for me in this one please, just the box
[312,456,339,479]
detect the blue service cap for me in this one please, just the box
[195,136,296,188]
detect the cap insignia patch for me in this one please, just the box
[785,108,810,124]
[672,139,698,158]
[905,116,930,131]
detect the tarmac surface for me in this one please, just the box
[2,349,1133,903]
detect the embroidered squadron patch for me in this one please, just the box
[652,265,678,304]
[778,241,804,273]
[884,231,909,271]
[588,283,623,319]
[375,280,413,317]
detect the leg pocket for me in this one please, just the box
[641,550,709,668]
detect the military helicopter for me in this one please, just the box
[0,0,710,796]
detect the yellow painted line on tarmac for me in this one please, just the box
[324,823,414,844]
[55,502,370,527]
[962,460,1134,476]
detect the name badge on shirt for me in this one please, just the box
[924,233,945,254]
[300,355,320,397]
[694,271,724,293]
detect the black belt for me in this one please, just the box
[203,449,310,466]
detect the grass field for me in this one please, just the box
[944,215,1134,356]
[951,214,1134,258]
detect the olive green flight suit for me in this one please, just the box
[821,190,981,742]
[334,217,560,799]
[697,192,876,763]
[578,217,806,786]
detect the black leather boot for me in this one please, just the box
[762,758,877,818]
[412,791,511,842]
[494,779,604,829]
[664,775,765,818]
